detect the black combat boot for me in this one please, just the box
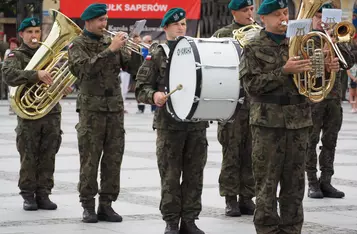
[308,182,324,198]
[180,220,205,234]
[82,206,98,223]
[307,173,323,199]
[36,194,57,210]
[320,177,345,198]
[238,197,255,215]
[164,222,179,234]
[225,196,241,217]
[22,194,38,211]
[97,202,123,222]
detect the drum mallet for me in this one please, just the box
[165,84,183,98]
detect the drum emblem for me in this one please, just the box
[177,47,192,56]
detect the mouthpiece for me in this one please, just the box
[281,21,288,26]
[32,39,38,43]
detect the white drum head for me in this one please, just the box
[167,37,197,120]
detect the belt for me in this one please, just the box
[80,88,120,97]
[251,95,306,105]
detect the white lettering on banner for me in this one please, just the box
[108,25,164,32]
[108,25,129,32]
[107,4,123,11]
[122,4,168,12]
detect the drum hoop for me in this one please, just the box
[228,40,244,122]
[165,36,202,121]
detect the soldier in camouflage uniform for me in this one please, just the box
[68,4,142,223]
[135,8,208,234]
[212,0,255,217]
[2,18,62,211]
[306,3,355,199]
[240,0,340,233]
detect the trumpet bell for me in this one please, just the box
[333,21,356,43]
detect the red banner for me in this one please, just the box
[60,0,201,19]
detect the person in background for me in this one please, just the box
[347,64,357,112]
[4,37,20,115]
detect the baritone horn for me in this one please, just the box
[9,9,82,120]
[102,29,151,55]
[289,0,337,103]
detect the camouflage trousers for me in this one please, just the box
[251,126,308,234]
[306,99,342,184]
[217,109,254,199]
[16,114,62,196]
[156,129,208,222]
[76,109,125,207]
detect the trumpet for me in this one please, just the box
[102,29,151,55]
[321,21,355,69]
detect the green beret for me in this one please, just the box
[81,3,107,21]
[160,8,186,27]
[228,0,254,11]
[317,3,333,13]
[257,0,288,15]
[18,17,40,32]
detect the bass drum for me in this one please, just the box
[165,36,241,122]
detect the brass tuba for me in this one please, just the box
[232,18,263,47]
[9,9,82,120]
[289,0,337,103]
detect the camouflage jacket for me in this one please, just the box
[2,43,61,115]
[213,22,250,110]
[240,30,312,129]
[135,43,208,131]
[68,33,142,112]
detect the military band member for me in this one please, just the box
[240,0,340,233]
[135,8,208,234]
[306,3,355,199]
[212,0,255,217]
[68,4,142,223]
[2,18,63,211]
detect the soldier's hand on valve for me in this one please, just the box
[37,70,53,85]
[153,91,167,107]
[109,32,128,52]
[326,57,340,72]
[282,56,312,74]
[63,86,73,96]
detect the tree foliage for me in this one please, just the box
[0,0,17,16]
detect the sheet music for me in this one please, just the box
[322,8,342,24]
[286,19,312,38]
[129,20,147,37]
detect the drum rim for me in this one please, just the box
[165,36,202,121]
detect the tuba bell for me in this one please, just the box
[289,0,337,103]
[232,18,263,47]
[9,9,82,120]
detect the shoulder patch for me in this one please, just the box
[138,66,151,77]
[7,53,15,57]
[145,55,152,60]
[68,43,73,49]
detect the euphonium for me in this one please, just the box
[9,9,82,120]
[232,18,263,47]
[102,29,151,55]
[289,0,337,103]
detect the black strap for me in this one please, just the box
[80,88,120,97]
[251,95,306,105]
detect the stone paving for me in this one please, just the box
[0,98,357,234]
